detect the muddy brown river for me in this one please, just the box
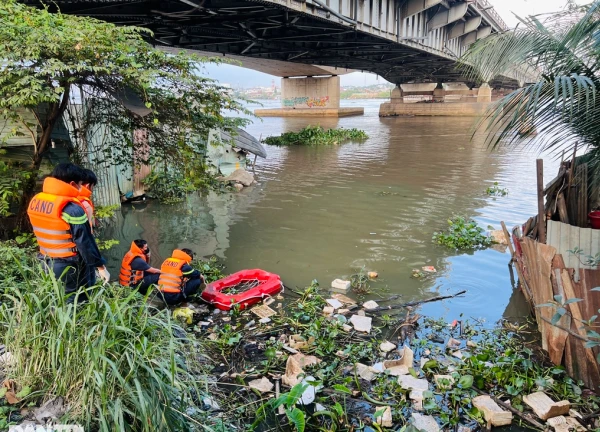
[103,99,559,325]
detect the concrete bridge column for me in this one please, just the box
[433,83,445,102]
[477,83,492,103]
[255,76,363,117]
[390,86,404,104]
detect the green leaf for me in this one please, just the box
[374,408,386,418]
[458,375,474,389]
[0,387,7,398]
[286,407,306,432]
[564,298,583,305]
[332,384,352,395]
[15,386,31,398]
[422,359,438,371]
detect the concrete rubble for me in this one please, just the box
[331,279,351,293]
[349,314,372,333]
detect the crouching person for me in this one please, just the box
[119,239,161,295]
[157,248,204,305]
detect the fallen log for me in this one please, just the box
[368,291,467,314]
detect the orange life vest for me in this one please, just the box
[119,241,147,287]
[158,249,193,294]
[27,177,83,259]
[78,186,94,230]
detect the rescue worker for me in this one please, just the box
[27,163,109,301]
[119,239,161,295]
[157,248,204,305]
[79,169,97,231]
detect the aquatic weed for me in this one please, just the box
[263,125,368,146]
[433,216,491,250]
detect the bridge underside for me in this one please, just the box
[27,0,518,87]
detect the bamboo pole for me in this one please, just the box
[537,159,546,243]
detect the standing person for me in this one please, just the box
[119,239,161,295]
[157,248,204,305]
[79,168,97,231]
[27,163,110,301]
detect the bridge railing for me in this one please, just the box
[472,0,508,31]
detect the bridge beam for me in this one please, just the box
[429,2,468,31]
[404,0,443,18]
[463,26,492,46]
[448,16,482,39]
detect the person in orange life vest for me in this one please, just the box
[119,239,161,295]
[157,248,204,305]
[79,169,97,231]
[27,163,110,302]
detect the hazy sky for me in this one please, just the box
[202,0,587,87]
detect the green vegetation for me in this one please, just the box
[263,125,368,146]
[0,241,207,431]
[433,216,492,249]
[0,153,30,217]
[485,182,508,197]
[460,2,600,160]
[0,0,247,229]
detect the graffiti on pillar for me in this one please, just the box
[283,96,330,108]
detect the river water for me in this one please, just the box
[104,99,559,325]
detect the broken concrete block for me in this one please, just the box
[331,293,356,304]
[259,317,271,324]
[342,324,353,332]
[523,392,570,421]
[489,229,509,245]
[325,298,344,309]
[375,406,392,427]
[434,375,455,390]
[398,375,429,392]
[410,390,424,411]
[349,315,372,333]
[331,279,351,293]
[248,377,274,393]
[337,308,350,315]
[370,362,385,374]
[399,345,414,368]
[322,306,335,315]
[362,300,379,310]
[451,350,463,360]
[447,338,461,349]
[355,363,375,381]
[547,416,586,432]
[472,395,513,426]
[357,310,366,316]
[411,413,440,432]
[379,341,396,352]
[467,340,477,348]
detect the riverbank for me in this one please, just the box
[1,241,599,431]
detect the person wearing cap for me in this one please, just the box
[119,239,161,295]
[157,248,204,305]
[27,163,109,301]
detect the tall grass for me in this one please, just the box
[0,245,203,431]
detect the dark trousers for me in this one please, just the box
[159,278,203,306]
[41,258,92,303]
[132,273,160,295]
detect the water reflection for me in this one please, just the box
[104,100,558,325]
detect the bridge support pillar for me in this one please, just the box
[477,83,492,103]
[433,83,445,102]
[391,86,404,103]
[255,76,363,117]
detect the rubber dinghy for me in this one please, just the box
[201,269,283,311]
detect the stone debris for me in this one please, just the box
[375,406,393,427]
[447,338,461,349]
[349,315,372,333]
[233,183,244,191]
[547,415,586,432]
[322,306,335,315]
[248,377,274,393]
[251,304,277,319]
[489,230,509,245]
[467,340,477,348]
[412,413,440,432]
[355,363,375,381]
[370,362,385,373]
[379,341,396,352]
[362,300,379,310]
[410,390,425,411]
[33,397,65,424]
[472,395,513,426]
[337,308,350,315]
[451,350,463,360]
[259,317,272,324]
[331,293,356,305]
[384,345,413,375]
[282,353,321,387]
[220,168,255,186]
[434,375,455,390]
[325,298,344,309]
[331,279,352,293]
[523,392,570,421]
[342,324,353,332]
[398,375,429,392]
[357,310,366,316]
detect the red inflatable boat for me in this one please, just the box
[201,269,283,311]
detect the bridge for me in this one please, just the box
[26,0,520,116]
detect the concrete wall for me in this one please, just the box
[379,101,491,117]
[281,76,340,109]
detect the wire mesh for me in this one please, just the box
[221,279,261,295]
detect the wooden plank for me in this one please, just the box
[537,159,546,243]
[576,164,588,228]
[557,193,570,224]
[591,229,600,262]
[579,227,593,269]
[501,221,515,258]
[548,267,570,365]
[559,223,571,270]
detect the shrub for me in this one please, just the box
[263,125,368,146]
[0,260,203,431]
[433,216,491,250]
